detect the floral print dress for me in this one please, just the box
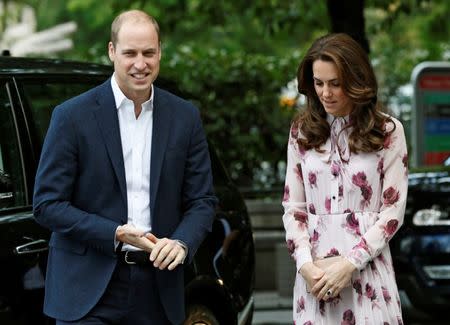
[282,114,408,325]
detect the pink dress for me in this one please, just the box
[282,114,408,325]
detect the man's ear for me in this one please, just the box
[108,42,115,62]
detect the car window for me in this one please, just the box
[0,80,26,209]
[17,76,107,145]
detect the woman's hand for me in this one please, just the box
[311,257,356,301]
[299,261,325,292]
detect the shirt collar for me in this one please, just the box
[326,113,349,125]
[110,73,154,110]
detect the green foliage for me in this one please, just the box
[366,0,450,103]
[161,46,302,188]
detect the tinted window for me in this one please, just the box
[18,76,107,145]
[0,80,26,209]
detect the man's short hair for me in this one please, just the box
[110,10,160,46]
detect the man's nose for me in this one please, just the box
[134,55,146,70]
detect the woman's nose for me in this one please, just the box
[323,85,332,98]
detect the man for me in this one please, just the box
[33,9,217,325]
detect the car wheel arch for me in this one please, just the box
[184,276,237,325]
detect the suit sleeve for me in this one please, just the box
[170,106,218,263]
[33,106,119,256]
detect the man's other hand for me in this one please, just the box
[145,233,186,271]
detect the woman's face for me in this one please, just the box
[312,59,353,117]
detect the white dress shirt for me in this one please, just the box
[111,74,153,251]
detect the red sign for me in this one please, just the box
[419,75,450,90]
[424,151,450,165]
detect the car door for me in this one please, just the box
[0,77,50,324]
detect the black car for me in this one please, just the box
[0,55,255,325]
[390,167,450,320]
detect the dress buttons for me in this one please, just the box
[332,196,336,200]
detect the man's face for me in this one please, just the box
[108,20,161,102]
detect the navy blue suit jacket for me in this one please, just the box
[33,79,217,324]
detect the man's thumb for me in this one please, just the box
[145,232,158,243]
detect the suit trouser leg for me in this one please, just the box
[56,263,172,325]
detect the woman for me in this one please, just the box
[282,33,407,324]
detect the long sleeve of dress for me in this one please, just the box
[346,118,409,270]
[282,125,312,271]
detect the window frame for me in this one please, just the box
[0,77,29,212]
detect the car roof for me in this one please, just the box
[0,56,112,76]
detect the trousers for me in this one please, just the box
[56,262,172,325]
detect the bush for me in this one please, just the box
[162,46,302,191]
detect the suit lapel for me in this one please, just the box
[150,87,172,217]
[93,80,127,208]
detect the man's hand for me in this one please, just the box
[115,224,155,251]
[145,233,186,271]
[311,256,356,301]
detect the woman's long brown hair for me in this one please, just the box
[295,33,395,153]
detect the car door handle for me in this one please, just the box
[14,239,48,255]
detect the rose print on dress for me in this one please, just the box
[286,239,295,257]
[354,237,370,254]
[310,230,319,243]
[353,279,363,305]
[368,260,379,275]
[342,212,361,236]
[376,254,389,269]
[365,283,377,301]
[308,171,317,188]
[352,172,373,208]
[377,158,384,181]
[325,197,331,214]
[328,294,342,307]
[326,247,340,257]
[295,163,303,180]
[308,203,316,214]
[283,185,290,202]
[383,133,393,149]
[341,309,356,325]
[310,230,320,254]
[382,187,400,206]
[352,172,367,187]
[296,296,305,314]
[402,154,408,168]
[381,219,399,242]
[319,299,325,315]
[294,211,308,230]
[382,286,391,303]
[331,161,341,177]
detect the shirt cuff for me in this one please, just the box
[114,226,121,252]
[346,247,371,271]
[175,240,188,264]
[295,247,313,272]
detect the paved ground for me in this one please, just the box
[253,291,291,325]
